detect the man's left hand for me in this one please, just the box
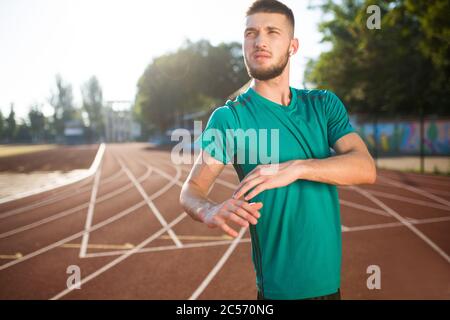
[232,160,303,201]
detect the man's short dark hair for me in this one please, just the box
[246,0,295,33]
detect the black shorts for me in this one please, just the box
[257,289,341,300]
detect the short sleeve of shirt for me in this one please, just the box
[194,106,237,164]
[325,91,355,148]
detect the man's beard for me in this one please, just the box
[245,49,290,81]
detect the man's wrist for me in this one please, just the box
[197,201,216,223]
[295,159,314,180]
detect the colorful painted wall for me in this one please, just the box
[352,118,450,156]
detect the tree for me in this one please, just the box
[403,0,450,112]
[82,76,105,141]
[49,74,77,138]
[15,123,32,143]
[134,39,249,134]
[28,104,46,143]
[0,110,4,140]
[5,103,16,142]
[305,0,449,117]
[405,0,450,71]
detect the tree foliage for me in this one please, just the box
[49,74,78,137]
[82,76,105,141]
[134,39,250,133]
[305,0,449,117]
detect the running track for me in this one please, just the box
[0,143,449,299]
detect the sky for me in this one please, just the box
[0,0,328,121]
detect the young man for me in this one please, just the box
[180,0,376,300]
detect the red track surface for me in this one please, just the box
[0,143,449,299]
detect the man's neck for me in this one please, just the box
[251,75,291,106]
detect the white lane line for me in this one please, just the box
[377,175,450,207]
[79,166,102,258]
[0,203,87,240]
[351,185,450,264]
[50,212,188,300]
[339,199,391,217]
[341,187,450,212]
[63,243,134,250]
[0,168,123,220]
[379,172,450,187]
[377,180,450,197]
[136,160,186,191]
[117,156,183,248]
[343,216,450,232]
[63,214,450,259]
[0,201,145,271]
[0,166,152,239]
[418,188,450,197]
[0,143,105,205]
[368,189,450,211]
[49,156,214,299]
[84,238,252,259]
[0,160,179,271]
[189,227,247,300]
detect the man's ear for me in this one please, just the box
[290,38,299,56]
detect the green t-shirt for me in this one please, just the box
[194,86,355,299]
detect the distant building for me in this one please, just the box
[64,120,85,145]
[103,104,141,143]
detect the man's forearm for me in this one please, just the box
[296,151,376,186]
[180,182,217,223]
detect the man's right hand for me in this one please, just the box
[201,199,263,238]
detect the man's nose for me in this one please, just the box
[254,34,269,50]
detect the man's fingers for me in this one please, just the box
[245,184,268,201]
[233,167,262,197]
[239,201,263,218]
[227,212,250,228]
[220,222,239,238]
[213,199,263,238]
[233,177,266,200]
[231,205,258,225]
